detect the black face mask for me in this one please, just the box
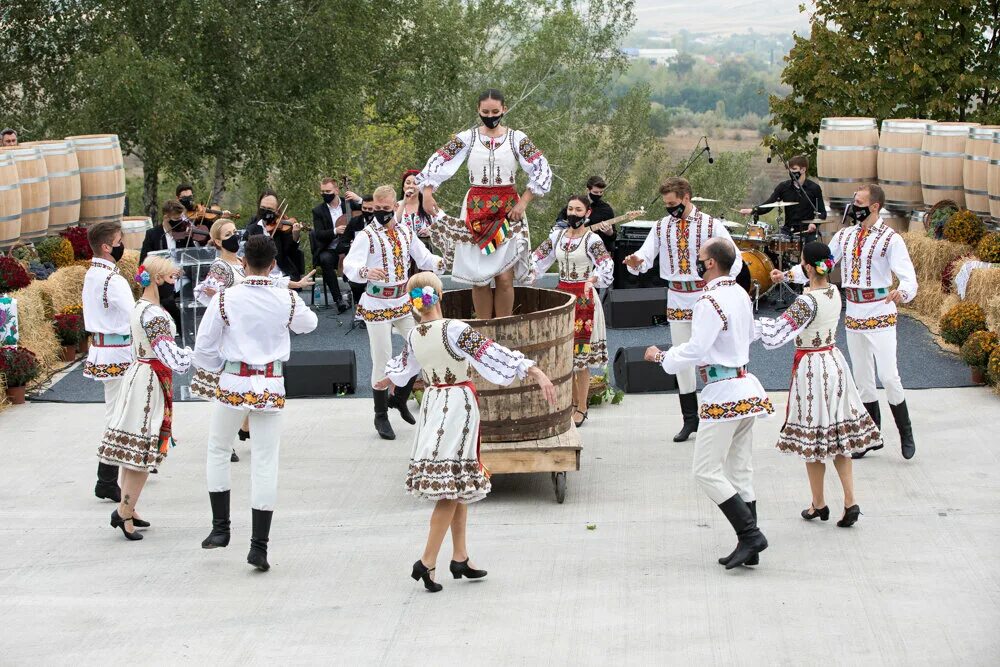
[789,171,802,182]
[362,211,375,224]
[322,193,336,204]
[566,214,585,229]
[480,113,503,129]
[849,204,871,223]
[374,210,394,226]
[110,243,125,263]
[221,235,241,253]
[259,208,277,223]
[589,193,603,203]
[179,196,195,211]
[666,203,686,219]
[695,258,708,279]
[168,218,187,231]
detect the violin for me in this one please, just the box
[191,203,241,224]
[168,218,211,244]
[334,173,353,234]
[263,200,311,236]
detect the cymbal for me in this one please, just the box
[758,201,797,209]
[691,196,719,203]
[718,219,742,229]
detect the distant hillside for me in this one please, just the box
[634,0,811,36]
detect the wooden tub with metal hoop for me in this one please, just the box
[440,286,581,503]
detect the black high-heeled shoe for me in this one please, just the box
[573,410,589,427]
[238,429,250,441]
[801,505,830,521]
[110,509,143,541]
[450,558,488,579]
[837,505,862,527]
[131,516,151,528]
[411,560,443,592]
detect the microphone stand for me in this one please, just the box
[645,136,711,209]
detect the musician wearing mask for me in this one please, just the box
[139,200,210,327]
[245,190,306,283]
[772,184,918,461]
[625,177,743,443]
[311,177,356,313]
[556,176,616,252]
[740,155,826,241]
[343,184,446,441]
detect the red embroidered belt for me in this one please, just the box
[845,287,889,303]
[433,380,489,478]
[223,361,284,377]
[366,283,407,299]
[92,333,131,347]
[669,280,705,293]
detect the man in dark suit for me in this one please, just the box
[311,177,355,313]
[139,200,210,327]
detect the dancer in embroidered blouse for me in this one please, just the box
[83,221,136,504]
[772,184,918,460]
[377,272,556,592]
[626,177,743,443]
[418,88,553,319]
[98,255,192,541]
[344,184,446,441]
[645,238,773,569]
[399,169,440,239]
[756,242,878,528]
[194,235,318,571]
[529,195,613,426]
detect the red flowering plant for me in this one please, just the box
[0,256,34,292]
[0,345,40,388]
[60,225,93,260]
[53,312,84,346]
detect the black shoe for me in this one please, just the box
[110,509,143,541]
[450,558,488,579]
[411,560,443,592]
[673,392,699,442]
[889,401,916,460]
[801,505,830,521]
[717,494,767,570]
[247,509,273,571]
[336,302,349,314]
[238,429,250,441]
[230,449,240,463]
[573,410,589,427]
[837,505,862,527]
[718,500,759,566]
[96,462,121,502]
[374,389,396,440]
[851,443,884,459]
[388,377,417,425]
[131,516,151,528]
[202,490,231,549]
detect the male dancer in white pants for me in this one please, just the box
[194,235,317,571]
[774,183,918,459]
[646,238,773,569]
[343,184,445,440]
[83,222,135,502]
[626,177,743,442]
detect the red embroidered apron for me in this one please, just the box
[558,280,596,354]
[465,185,518,255]
[140,358,174,454]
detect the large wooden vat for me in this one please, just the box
[440,286,575,443]
[921,122,980,208]
[20,140,81,232]
[987,130,1000,221]
[963,126,1000,216]
[817,117,879,210]
[66,134,125,226]
[3,147,50,240]
[878,119,931,212]
[0,151,21,247]
[121,216,152,251]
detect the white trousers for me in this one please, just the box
[669,321,697,393]
[367,315,416,387]
[692,416,756,505]
[206,403,283,511]
[846,329,905,404]
[102,378,123,428]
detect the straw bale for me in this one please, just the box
[7,282,61,380]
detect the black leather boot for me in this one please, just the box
[388,376,418,425]
[890,400,916,460]
[852,401,885,459]
[95,462,121,502]
[673,392,699,442]
[201,490,231,549]
[247,509,273,571]
[717,494,767,570]
[373,389,395,440]
[718,500,759,566]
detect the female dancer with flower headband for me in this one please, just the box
[753,241,877,532]
[97,255,193,541]
[377,272,557,592]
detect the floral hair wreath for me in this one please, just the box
[134,265,151,287]
[410,286,440,310]
[813,257,835,276]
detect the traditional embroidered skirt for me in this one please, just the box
[558,280,608,370]
[405,382,490,503]
[775,347,881,461]
[452,186,530,286]
[190,367,219,401]
[98,359,174,472]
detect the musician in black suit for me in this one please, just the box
[310,177,356,312]
[139,200,210,327]
[244,190,306,282]
[556,175,616,252]
[741,155,826,242]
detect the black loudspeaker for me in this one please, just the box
[613,239,669,289]
[284,350,357,397]
[613,345,678,394]
[603,287,667,329]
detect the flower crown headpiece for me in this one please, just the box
[410,286,440,310]
[134,265,151,287]
[813,257,835,276]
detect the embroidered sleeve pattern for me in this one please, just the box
[437,133,467,160]
[142,314,175,348]
[455,326,493,360]
[518,136,542,163]
[757,294,816,349]
[700,295,728,330]
[450,321,534,386]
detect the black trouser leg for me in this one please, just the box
[317,250,343,303]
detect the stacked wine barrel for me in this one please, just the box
[0,133,125,249]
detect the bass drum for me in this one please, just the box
[741,249,775,297]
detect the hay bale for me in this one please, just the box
[987,294,1000,333]
[40,265,88,314]
[963,266,1000,314]
[8,281,61,381]
[0,373,8,413]
[901,232,972,286]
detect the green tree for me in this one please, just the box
[670,52,695,79]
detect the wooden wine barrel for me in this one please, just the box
[878,119,931,212]
[0,151,22,248]
[121,216,152,251]
[921,122,980,208]
[440,287,575,443]
[988,130,1000,222]
[963,126,1000,216]
[66,134,125,226]
[879,209,910,233]
[2,146,50,241]
[20,140,81,232]
[817,117,879,210]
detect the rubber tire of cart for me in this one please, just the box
[551,472,567,504]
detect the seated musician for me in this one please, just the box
[177,182,232,226]
[245,189,306,283]
[740,155,826,242]
[139,200,211,327]
[311,177,357,312]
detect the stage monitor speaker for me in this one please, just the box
[612,345,678,394]
[285,350,357,397]
[603,287,666,329]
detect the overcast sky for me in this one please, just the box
[633,0,812,35]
